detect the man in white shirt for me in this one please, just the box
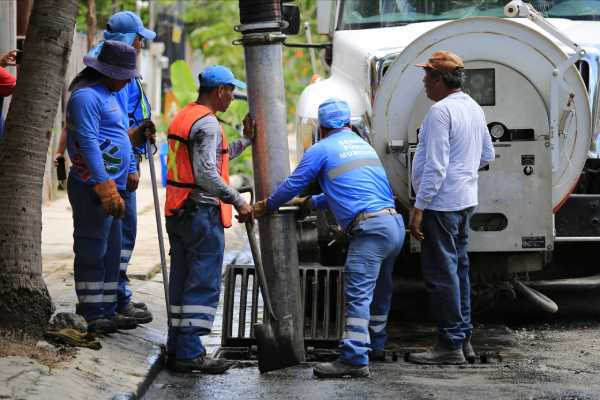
[407,51,495,365]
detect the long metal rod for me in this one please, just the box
[146,142,171,327]
[554,236,600,242]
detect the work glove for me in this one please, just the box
[93,179,125,219]
[288,196,312,211]
[130,119,156,147]
[236,201,254,223]
[252,199,269,219]
[242,113,256,141]
[126,172,140,192]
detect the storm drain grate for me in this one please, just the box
[221,264,345,348]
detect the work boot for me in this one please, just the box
[111,314,138,330]
[463,339,477,362]
[118,303,153,324]
[173,355,232,374]
[406,342,467,365]
[313,360,370,378]
[132,301,148,311]
[369,349,386,362]
[88,318,117,334]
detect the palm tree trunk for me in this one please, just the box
[0,0,79,336]
[86,0,97,51]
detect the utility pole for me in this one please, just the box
[237,0,305,366]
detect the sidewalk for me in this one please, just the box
[0,162,248,400]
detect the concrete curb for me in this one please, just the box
[112,348,165,400]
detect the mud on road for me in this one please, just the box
[144,318,600,400]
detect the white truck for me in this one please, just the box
[295,0,600,311]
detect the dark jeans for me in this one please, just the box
[421,207,474,349]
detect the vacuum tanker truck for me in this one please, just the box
[293,0,600,314]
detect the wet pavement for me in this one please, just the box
[143,318,600,400]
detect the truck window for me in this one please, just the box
[338,0,600,30]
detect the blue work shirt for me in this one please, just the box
[125,77,152,173]
[267,128,395,230]
[66,83,132,190]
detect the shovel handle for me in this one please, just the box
[146,141,171,327]
[238,186,278,321]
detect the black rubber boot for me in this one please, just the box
[131,301,148,311]
[406,343,467,365]
[174,356,232,374]
[118,303,153,324]
[463,339,477,361]
[88,318,117,334]
[369,349,386,362]
[313,360,370,378]
[111,314,138,330]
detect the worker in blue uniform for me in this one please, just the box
[66,41,143,334]
[253,98,405,378]
[86,11,156,324]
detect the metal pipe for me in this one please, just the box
[238,0,305,362]
[554,236,600,242]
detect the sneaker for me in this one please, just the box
[173,355,232,374]
[111,314,138,330]
[88,318,117,334]
[313,359,370,378]
[463,339,477,362]
[118,303,153,324]
[369,349,386,362]
[406,343,467,365]
[132,301,148,311]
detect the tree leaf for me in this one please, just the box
[170,60,198,106]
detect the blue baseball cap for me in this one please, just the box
[318,98,351,129]
[199,65,246,90]
[107,11,156,41]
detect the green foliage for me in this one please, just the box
[221,101,252,176]
[77,0,148,32]
[169,60,197,106]
[181,0,323,115]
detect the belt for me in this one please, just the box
[348,208,397,233]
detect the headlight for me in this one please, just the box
[490,124,505,140]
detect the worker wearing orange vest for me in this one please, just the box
[165,65,254,374]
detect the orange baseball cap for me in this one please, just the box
[416,51,464,73]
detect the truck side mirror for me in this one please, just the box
[282,3,301,35]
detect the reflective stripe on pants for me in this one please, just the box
[165,205,224,360]
[68,177,122,322]
[117,190,137,312]
[340,214,404,366]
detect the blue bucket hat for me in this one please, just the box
[199,65,246,89]
[107,11,156,41]
[83,40,138,81]
[318,98,351,129]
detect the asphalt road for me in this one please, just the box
[143,320,600,400]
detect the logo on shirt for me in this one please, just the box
[100,139,122,174]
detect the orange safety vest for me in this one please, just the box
[164,103,232,228]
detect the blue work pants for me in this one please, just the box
[117,190,136,312]
[420,207,474,349]
[340,214,405,366]
[68,176,122,322]
[165,205,224,360]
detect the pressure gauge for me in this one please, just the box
[490,124,505,139]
